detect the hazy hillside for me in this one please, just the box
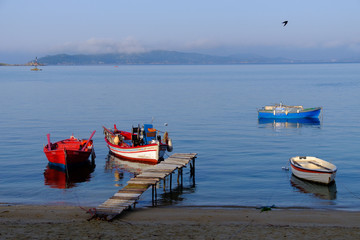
[37,50,296,65]
[34,50,360,65]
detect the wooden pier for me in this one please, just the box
[92,153,197,221]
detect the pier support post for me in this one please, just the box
[154,184,157,206]
[152,185,155,206]
[177,169,180,185]
[191,157,196,186]
[170,173,172,192]
[180,168,183,190]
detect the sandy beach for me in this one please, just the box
[0,205,359,239]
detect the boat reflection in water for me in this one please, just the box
[44,161,95,189]
[290,175,337,200]
[105,153,154,187]
[258,118,321,129]
[105,153,154,174]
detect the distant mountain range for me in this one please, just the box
[35,50,360,65]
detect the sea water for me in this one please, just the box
[0,64,360,210]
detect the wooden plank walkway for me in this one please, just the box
[92,153,197,221]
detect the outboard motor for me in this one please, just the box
[131,125,141,146]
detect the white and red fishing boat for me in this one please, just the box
[103,124,173,164]
[289,156,337,185]
[44,131,96,169]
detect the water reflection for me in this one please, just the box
[290,175,337,200]
[105,153,154,175]
[105,153,155,186]
[258,118,321,129]
[158,184,197,206]
[44,162,95,189]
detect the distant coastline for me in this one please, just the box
[0,62,45,66]
[2,50,360,66]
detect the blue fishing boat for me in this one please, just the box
[258,103,321,119]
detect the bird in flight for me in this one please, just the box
[282,21,288,26]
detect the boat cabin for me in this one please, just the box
[131,124,159,146]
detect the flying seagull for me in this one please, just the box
[282,21,288,26]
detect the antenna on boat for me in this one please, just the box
[151,117,154,124]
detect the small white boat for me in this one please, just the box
[289,156,337,184]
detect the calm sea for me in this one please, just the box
[1,64,360,210]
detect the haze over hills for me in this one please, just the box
[34,50,360,65]
[37,50,290,65]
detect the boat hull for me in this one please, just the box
[44,149,93,169]
[105,137,166,164]
[258,107,321,119]
[289,156,337,184]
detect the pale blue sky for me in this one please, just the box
[1,0,360,63]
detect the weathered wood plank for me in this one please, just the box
[127,179,158,185]
[97,209,124,215]
[170,153,197,158]
[117,189,145,194]
[102,198,135,203]
[96,207,126,213]
[100,203,135,208]
[114,193,141,198]
[164,157,192,161]
[110,196,139,201]
[165,157,192,162]
[172,153,197,156]
[96,205,124,210]
[146,168,177,172]
[99,202,134,208]
[128,177,160,181]
[97,205,130,210]
[124,183,150,189]
[101,199,135,206]
[161,160,188,164]
[149,165,180,170]
[160,161,188,166]
[136,172,168,178]
[168,155,195,159]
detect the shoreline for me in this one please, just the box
[1,204,359,239]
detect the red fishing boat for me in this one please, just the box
[44,131,96,169]
[103,124,173,164]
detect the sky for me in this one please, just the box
[1,0,360,63]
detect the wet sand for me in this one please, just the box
[0,205,359,239]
